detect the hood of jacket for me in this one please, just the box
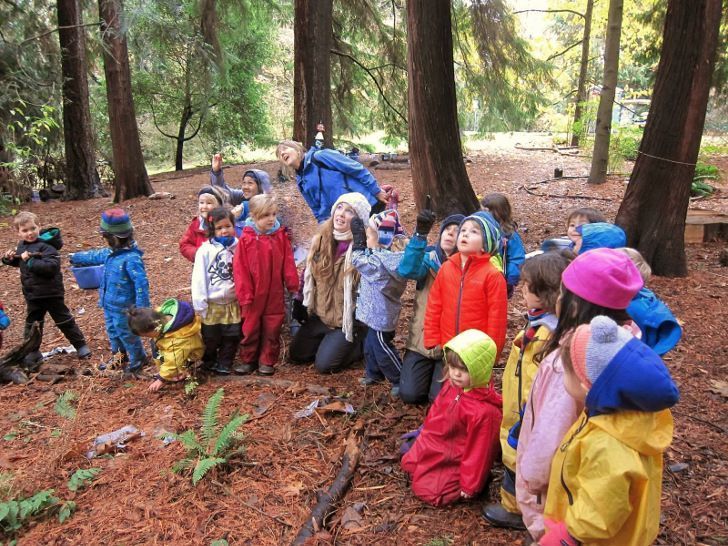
[586,336,679,420]
[591,406,674,456]
[37,227,63,250]
[243,169,273,194]
[243,217,281,235]
[627,287,682,355]
[578,222,626,253]
[159,298,196,335]
[443,329,497,390]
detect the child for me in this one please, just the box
[0,300,10,350]
[566,207,606,247]
[70,209,150,374]
[401,329,503,506]
[2,212,90,365]
[127,299,204,392]
[572,221,626,254]
[179,186,228,262]
[232,194,299,375]
[398,210,464,404]
[350,209,408,397]
[541,315,679,546]
[481,193,526,297]
[210,154,272,232]
[619,247,682,355]
[482,250,573,530]
[191,207,241,375]
[424,212,507,358]
[513,248,644,541]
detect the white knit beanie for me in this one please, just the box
[330,192,371,224]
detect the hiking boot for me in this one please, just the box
[257,364,275,376]
[77,345,92,359]
[482,503,526,530]
[23,350,43,369]
[233,363,257,375]
[211,362,232,375]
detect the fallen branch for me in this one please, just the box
[519,185,612,201]
[211,375,332,396]
[292,420,366,545]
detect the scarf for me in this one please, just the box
[243,217,281,235]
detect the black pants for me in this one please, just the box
[398,349,444,405]
[288,315,365,373]
[24,297,86,349]
[201,322,240,368]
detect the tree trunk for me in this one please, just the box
[57,0,102,200]
[588,0,623,184]
[175,103,193,171]
[570,0,594,148]
[99,0,153,202]
[407,0,477,216]
[615,0,722,277]
[293,0,333,148]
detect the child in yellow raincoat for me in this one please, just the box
[540,315,679,546]
[128,299,204,392]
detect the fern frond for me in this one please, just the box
[171,458,193,474]
[175,430,203,455]
[192,457,226,485]
[210,413,249,457]
[201,388,225,448]
[54,391,78,420]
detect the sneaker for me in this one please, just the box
[481,503,526,530]
[359,376,382,386]
[233,363,257,375]
[77,345,92,359]
[257,364,275,376]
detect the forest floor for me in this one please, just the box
[0,134,726,545]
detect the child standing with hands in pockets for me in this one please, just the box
[233,194,299,375]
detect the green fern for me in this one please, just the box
[67,468,101,492]
[0,489,59,534]
[192,457,227,485]
[176,430,203,453]
[211,414,249,458]
[54,391,78,420]
[201,388,224,447]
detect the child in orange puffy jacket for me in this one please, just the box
[424,212,507,358]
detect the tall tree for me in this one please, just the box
[570,0,594,147]
[293,0,333,148]
[588,0,623,184]
[616,0,722,277]
[407,0,477,215]
[98,0,153,201]
[57,0,102,199]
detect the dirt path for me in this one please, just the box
[0,140,726,545]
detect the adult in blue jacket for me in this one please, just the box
[276,140,388,223]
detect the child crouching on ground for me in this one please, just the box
[401,329,503,506]
[232,194,299,376]
[350,209,408,397]
[482,250,573,530]
[128,299,204,392]
[541,315,679,546]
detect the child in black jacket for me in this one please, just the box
[2,211,90,365]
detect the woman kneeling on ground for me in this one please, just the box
[289,192,371,373]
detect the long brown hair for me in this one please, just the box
[481,193,516,236]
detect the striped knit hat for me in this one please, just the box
[100,208,133,237]
[570,315,634,387]
[461,211,501,255]
[369,209,405,248]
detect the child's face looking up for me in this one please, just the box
[439,224,458,255]
[567,214,588,244]
[17,221,39,244]
[522,281,545,310]
[457,220,484,256]
[241,176,259,200]
[448,360,471,390]
[332,202,356,233]
[253,206,278,233]
[214,217,235,238]
[198,194,218,217]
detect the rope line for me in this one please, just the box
[637,150,697,166]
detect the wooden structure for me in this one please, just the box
[684,209,728,244]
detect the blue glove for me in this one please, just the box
[0,308,10,330]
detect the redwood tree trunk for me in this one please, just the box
[407,0,477,216]
[57,0,102,200]
[588,0,623,184]
[570,0,594,147]
[99,0,153,202]
[293,0,333,148]
[615,0,722,277]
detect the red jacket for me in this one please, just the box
[401,380,503,506]
[233,226,299,311]
[179,217,208,263]
[424,252,507,357]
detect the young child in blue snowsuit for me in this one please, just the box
[70,209,150,374]
[481,193,525,298]
[351,209,408,397]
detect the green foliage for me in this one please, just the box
[172,388,249,486]
[184,377,199,397]
[0,489,59,535]
[66,468,102,493]
[57,501,76,524]
[691,163,719,197]
[53,391,78,420]
[210,539,229,546]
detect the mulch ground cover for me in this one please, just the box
[0,137,726,545]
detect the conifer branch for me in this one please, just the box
[546,40,584,62]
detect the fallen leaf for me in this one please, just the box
[708,379,728,398]
[281,481,305,497]
[341,506,364,530]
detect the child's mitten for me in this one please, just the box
[539,520,579,546]
[415,209,436,237]
[350,217,368,251]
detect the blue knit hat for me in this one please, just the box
[461,211,501,255]
[369,209,405,248]
[100,208,133,237]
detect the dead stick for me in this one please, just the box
[292,420,365,545]
[211,375,332,396]
[519,185,612,202]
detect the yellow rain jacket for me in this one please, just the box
[154,299,204,381]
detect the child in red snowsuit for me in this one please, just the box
[401,329,503,507]
[179,186,228,262]
[232,194,299,375]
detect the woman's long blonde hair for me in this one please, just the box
[276,140,306,178]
